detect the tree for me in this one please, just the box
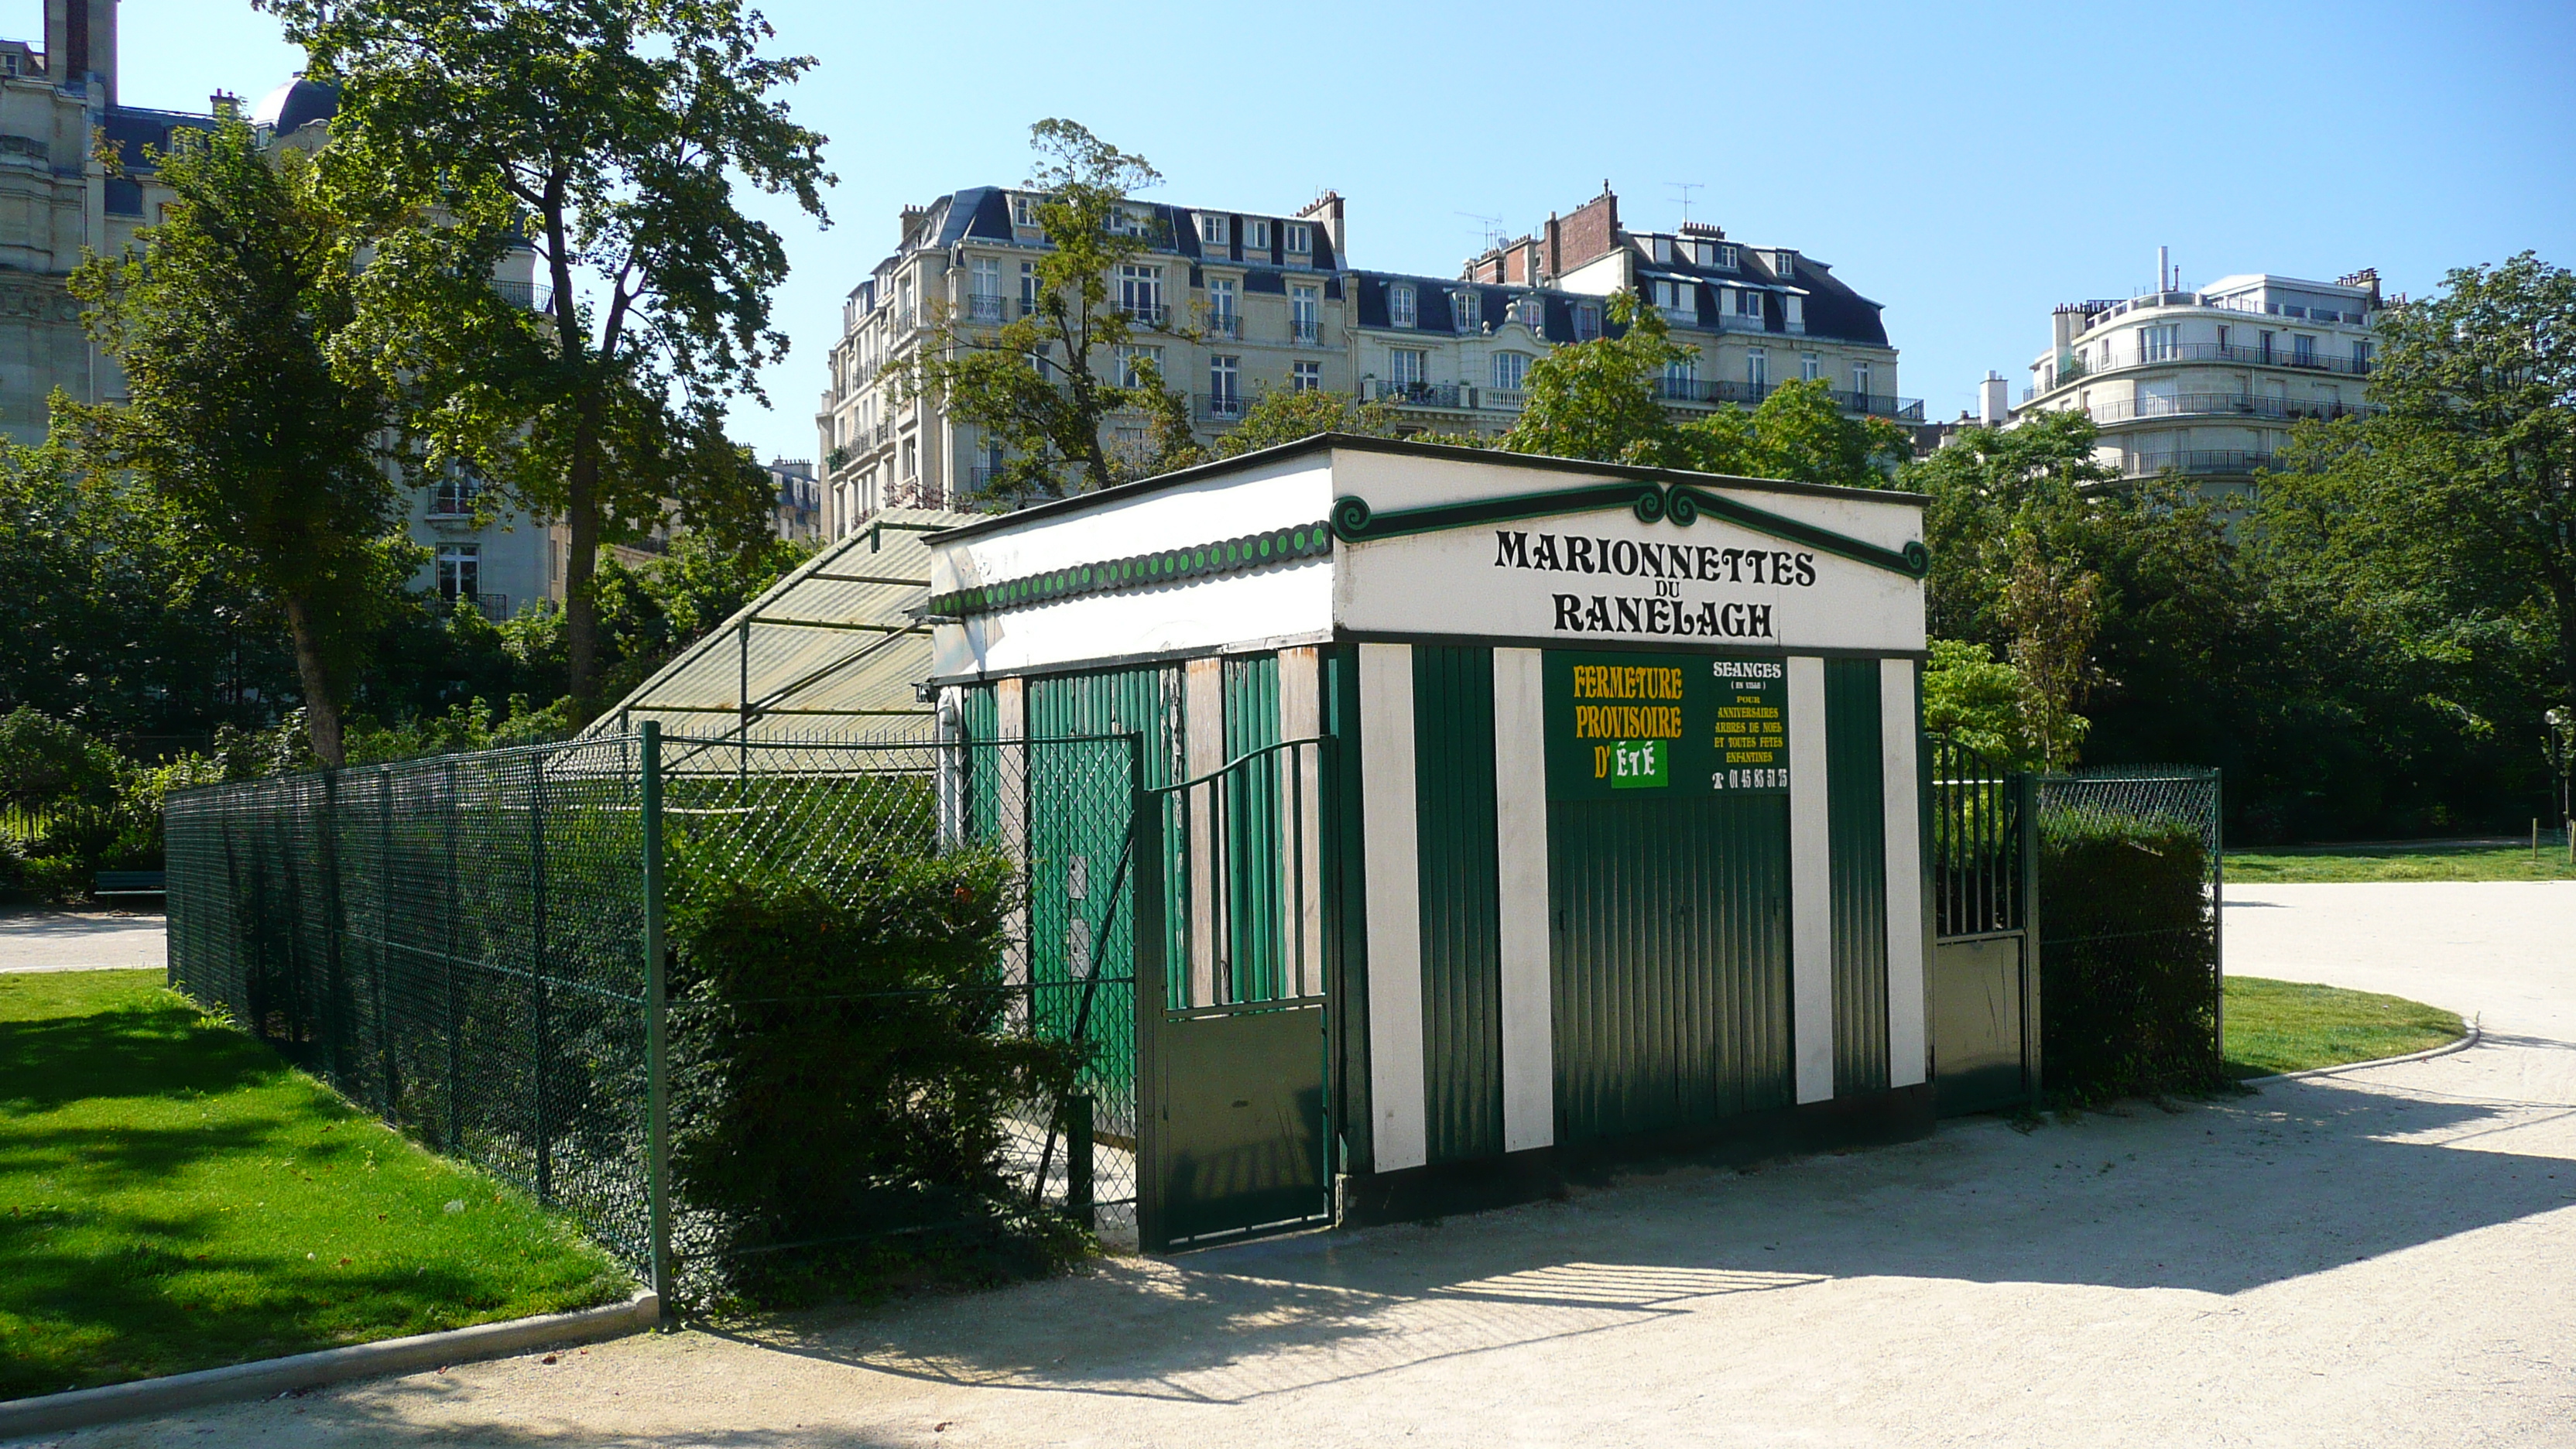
[2257,252,2576,735]
[262,0,832,718]
[64,118,408,767]
[1498,293,1907,488]
[903,120,1197,505]
[1210,386,1398,458]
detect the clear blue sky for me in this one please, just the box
[91,0,2576,465]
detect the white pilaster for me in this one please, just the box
[1491,646,1555,1153]
[1183,656,1225,1006]
[1882,657,1927,1089]
[1787,656,1834,1104]
[1278,647,1325,998]
[1358,642,1427,1172]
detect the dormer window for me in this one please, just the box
[1773,250,1794,277]
[1199,213,1229,245]
[1249,218,1271,249]
[1574,301,1601,341]
[1453,289,1482,333]
[1694,239,1719,266]
[1286,222,1312,255]
[1012,194,1038,227]
[1651,236,1674,264]
[1717,243,1739,269]
[1389,283,1417,329]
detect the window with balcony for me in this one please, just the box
[2138,324,2179,362]
[1292,361,1321,392]
[1663,357,1697,397]
[1851,362,1872,401]
[1200,212,1229,245]
[1290,283,1321,342]
[1388,348,1426,389]
[2293,334,2316,366]
[1207,276,1238,335]
[435,543,480,601]
[430,471,479,517]
[1747,348,1768,391]
[1389,283,1416,328]
[1209,355,1241,416]
[1118,265,1164,325]
[1021,261,1040,317]
[1286,222,1311,255]
[2353,339,2371,371]
[1574,302,1601,341]
[969,258,1003,322]
[1453,289,1482,333]
[1495,351,1530,391]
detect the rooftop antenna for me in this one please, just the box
[1667,181,1703,228]
[1455,211,1507,254]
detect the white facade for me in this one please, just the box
[2019,267,2385,501]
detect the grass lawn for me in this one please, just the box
[2224,975,2467,1080]
[0,969,632,1400]
[2228,841,2576,883]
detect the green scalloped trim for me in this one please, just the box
[1331,481,1927,579]
[931,519,1334,618]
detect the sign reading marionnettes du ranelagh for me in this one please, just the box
[1544,650,1789,800]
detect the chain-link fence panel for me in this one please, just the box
[2036,766,2224,1100]
[166,725,1149,1300]
[164,738,655,1267]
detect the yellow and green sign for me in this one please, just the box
[1545,650,1789,800]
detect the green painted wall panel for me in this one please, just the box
[1550,793,1792,1142]
[1026,666,1188,1009]
[1826,658,1889,1097]
[1218,653,1291,1003]
[1411,646,1502,1163]
[1323,646,1373,1173]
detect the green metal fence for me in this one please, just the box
[2035,766,2225,1098]
[163,724,1143,1298]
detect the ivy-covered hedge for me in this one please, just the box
[2039,810,2223,1101]
[664,841,1084,1307]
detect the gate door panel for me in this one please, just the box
[1927,735,2036,1115]
[1141,737,1334,1251]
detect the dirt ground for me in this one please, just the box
[30,882,2576,1447]
[0,906,164,974]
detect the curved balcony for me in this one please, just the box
[2067,392,2380,426]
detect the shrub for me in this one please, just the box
[664,841,1084,1308]
[2038,809,2223,1101]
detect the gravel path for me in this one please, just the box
[0,907,164,974]
[43,883,2576,1447]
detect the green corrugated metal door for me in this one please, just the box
[1550,794,1793,1142]
[1221,655,1287,1002]
[1826,659,1889,1097]
[1028,666,1187,1009]
[1412,646,1502,1163]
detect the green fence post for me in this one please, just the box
[375,767,399,1123]
[2019,770,2044,1107]
[640,722,673,1318]
[1128,731,1167,1252]
[321,769,346,1090]
[444,759,463,1152]
[1066,1091,1094,1231]
[529,754,553,1204]
[2210,767,2225,1081]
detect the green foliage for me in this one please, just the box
[63,118,410,767]
[665,844,1085,1307]
[1497,293,1907,488]
[2038,811,2222,1102]
[260,0,832,712]
[905,119,1190,503]
[1923,640,2043,770]
[0,710,210,901]
[1211,386,1399,458]
[0,969,629,1397]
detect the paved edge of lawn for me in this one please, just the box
[0,1288,660,1440]
[2235,1019,2482,1085]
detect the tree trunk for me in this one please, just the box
[281,593,345,768]
[564,401,603,721]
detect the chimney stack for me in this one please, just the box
[44,1,115,107]
[1979,371,2010,426]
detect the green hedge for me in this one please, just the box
[663,841,1084,1307]
[2038,810,2222,1101]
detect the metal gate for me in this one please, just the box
[1926,735,2039,1114]
[1136,737,1334,1251]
